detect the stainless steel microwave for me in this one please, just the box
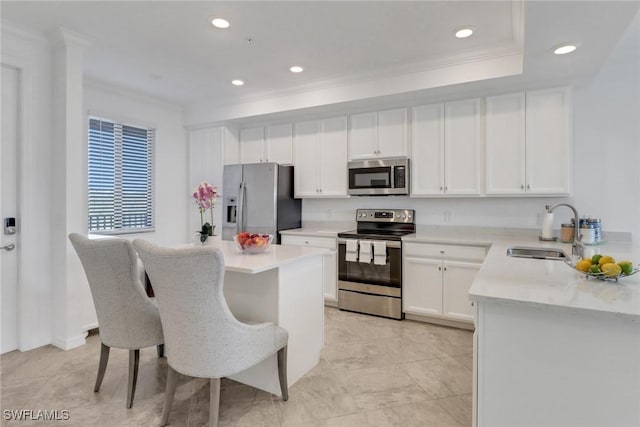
[347,158,410,196]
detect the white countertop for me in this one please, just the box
[215,240,328,274]
[280,225,347,237]
[279,224,640,320]
[468,238,640,320]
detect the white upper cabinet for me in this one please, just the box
[525,87,571,195]
[349,108,408,160]
[486,93,526,194]
[239,127,265,164]
[412,99,482,196]
[411,104,445,195]
[239,124,293,164]
[485,87,571,195]
[293,116,348,198]
[266,124,293,165]
[444,99,483,195]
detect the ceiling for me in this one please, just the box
[2,1,639,116]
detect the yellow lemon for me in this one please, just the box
[618,261,634,275]
[598,255,615,267]
[601,263,622,277]
[576,259,592,272]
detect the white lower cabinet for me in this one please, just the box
[403,242,485,323]
[281,235,338,304]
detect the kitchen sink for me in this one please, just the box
[506,246,569,261]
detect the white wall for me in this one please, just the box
[303,34,640,241]
[79,81,189,331]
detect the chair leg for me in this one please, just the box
[160,365,179,427]
[94,343,110,392]
[126,349,140,408]
[157,344,164,358]
[277,346,289,401]
[209,378,221,427]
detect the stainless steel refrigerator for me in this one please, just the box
[222,163,301,244]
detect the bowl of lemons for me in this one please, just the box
[568,254,639,282]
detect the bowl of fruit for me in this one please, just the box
[567,254,639,282]
[234,232,273,254]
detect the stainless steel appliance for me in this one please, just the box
[347,157,409,196]
[337,209,415,319]
[222,163,301,243]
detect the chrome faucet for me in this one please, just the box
[546,203,585,259]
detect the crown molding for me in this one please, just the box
[1,21,50,46]
[84,77,184,112]
[49,27,92,50]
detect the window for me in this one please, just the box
[88,117,154,233]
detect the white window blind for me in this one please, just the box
[88,117,154,233]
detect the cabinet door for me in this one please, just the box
[349,112,378,160]
[442,260,480,322]
[485,93,526,195]
[223,126,240,165]
[445,99,483,195]
[239,127,265,164]
[293,120,320,197]
[411,104,445,195]
[188,128,224,236]
[323,250,338,302]
[266,123,293,164]
[378,108,408,158]
[403,257,443,316]
[318,116,348,197]
[525,87,571,195]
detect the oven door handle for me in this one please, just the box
[337,238,401,248]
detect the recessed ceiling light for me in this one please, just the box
[554,44,577,55]
[455,28,474,38]
[231,79,244,86]
[289,66,304,73]
[211,18,230,29]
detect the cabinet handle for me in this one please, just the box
[521,184,524,190]
[471,301,475,307]
[304,241,309,244]
[527,184,531,190]
[438,266,442,271]
[444,186,448,191]
[440,186,443,191]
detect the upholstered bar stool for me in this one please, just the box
[69,233,164,408]
[132,239,289,427]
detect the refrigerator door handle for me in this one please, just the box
[237,181,246,234]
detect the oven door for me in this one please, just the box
[337,239,401,288]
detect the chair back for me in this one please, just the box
[133,239,277,378]
[69,233,163,349]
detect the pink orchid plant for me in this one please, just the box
[192,181,218,242]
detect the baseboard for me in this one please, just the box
[51,331,88,350]
[324,299,338,308]
[405,313,475,331]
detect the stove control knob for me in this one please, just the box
[400,214,406,219]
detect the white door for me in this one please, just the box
[411,104,445,195]
[348,112,377,160]
[239,127,265,164]
[265,124,293,164]
[293,120,320,197]
[377,108,408,157]
[1,65,19,354]
[485,93,526,195]
[318,116,348,197]
[445,98,483,195]
[442,260,480,322]
[403,257,443,316]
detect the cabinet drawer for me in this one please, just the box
[281,235,336,250]
[404,242,487,261]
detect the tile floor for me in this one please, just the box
[1,308,473,426]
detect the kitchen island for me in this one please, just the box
[469,240,640,427]
[207,239,326,396]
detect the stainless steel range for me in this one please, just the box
[337,209,415,320]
